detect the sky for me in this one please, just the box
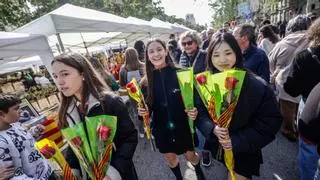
[160,0,212,26]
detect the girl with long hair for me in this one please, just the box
[119,47,145,138]
[51,53,138,180]
[196,32,282,179]
[138,39,205,180]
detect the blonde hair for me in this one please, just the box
[179,31,202,47]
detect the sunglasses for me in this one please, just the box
[181,40,194,46]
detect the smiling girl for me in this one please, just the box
[51,53,138,180]
[195,32,282,180]
[138,39,205,180]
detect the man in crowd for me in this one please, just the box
[201,27,215,50]
[233,24,270,82]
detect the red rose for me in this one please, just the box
[97,125,111,141]
[126,82,137,93]
[196,74,207,85]
[39,145,56,159]
[129,86,137,93]
[71,136,83,147]
[41,118,55,126]
[225,77,239,90]
[126,82,134,89]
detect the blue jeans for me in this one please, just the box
[298,139,320,180]
[196,128,205,152]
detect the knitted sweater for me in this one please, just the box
[0,124,52,180]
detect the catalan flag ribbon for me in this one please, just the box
[194,69,246,180]
[61,115,117,180]
[126,78,156,151]
[35,138,76,180]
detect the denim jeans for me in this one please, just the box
[196,128,205,152]
[315,167,320,180]
[298,139,320,180]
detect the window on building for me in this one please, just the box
[311,4,316,10]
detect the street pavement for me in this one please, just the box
[133,133,299,180]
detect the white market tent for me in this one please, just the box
[0,32,54,74]
[15,4,151,35]
[15,4,175,53]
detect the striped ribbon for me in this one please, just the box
[63,164,76,180]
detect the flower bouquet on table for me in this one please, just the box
[195,69,246,180]
[35,138,76,180]
[126,78,156,151]
[61,115,117,180]
[176,68,195,148]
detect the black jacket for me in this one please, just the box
[298,82,320,145]
[195,73,282,177]
[179,49,206,69]
[284,48,320,100]
[65,94,138,180]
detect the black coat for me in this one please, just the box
[195,73,282,178]
[66,94,138,180]
[179,49,206,69]
[151,66,197,154]
[284,48,320,101]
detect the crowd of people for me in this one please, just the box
[1,12,320,180]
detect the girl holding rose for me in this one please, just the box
[195,32,282,180]
[138,39,205,180]
[51,53,138,180]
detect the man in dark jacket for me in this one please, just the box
[233,24,270,83]
[201,27,215,50]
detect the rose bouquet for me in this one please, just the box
[61,115,117,180]
[126,78,155,151]
[195,69,246,180]
[35,138,76,180]
[176,68,195,148]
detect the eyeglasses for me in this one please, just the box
[181,40,194,47]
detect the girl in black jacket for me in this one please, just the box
[138,39,205,180]
[196,32,282,179]
[51,53,138,180]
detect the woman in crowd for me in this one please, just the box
[138,39,205,180]
[179,31,206,74]
[119,47,145,138]
[284,17,320,180]
[51,53,138,180]
[134,40,146,62]
[196,32,282,180]
[87,56,119,91]
[269,15,311,142]
[258,25,279,56]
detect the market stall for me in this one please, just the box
[0,32,58,121]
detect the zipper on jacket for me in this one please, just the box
[159,69,176,142]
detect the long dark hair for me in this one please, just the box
[259,25,279,44]
[51,53,111,128]
[144,39,175,107]
[86,56,113,89]
[206,32,244,73]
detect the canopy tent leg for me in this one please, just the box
[56,33,65,53]
[80,33,89,55]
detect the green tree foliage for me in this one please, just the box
[0,0,33,30]
[209,0,240,29]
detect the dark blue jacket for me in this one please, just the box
[179,49,206,70]
[195,73,282,177]
[243,44,270,83]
